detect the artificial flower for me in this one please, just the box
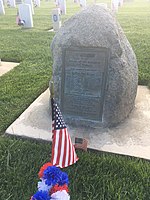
[51,190,70,200]
[38,162,52,178]
[58,172,69,186]
[43,166,61,186]
[38,179,52,192]
[50,184,69,195]
[31,163,70,200]
[31,191,50,200]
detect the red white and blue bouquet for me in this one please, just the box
[30,83,80,199]
[30,162,70,200]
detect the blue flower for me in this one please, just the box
[43,166,61,186]
[58,172,69,186]
[32,191,50,200]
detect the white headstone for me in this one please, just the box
[8,0,16,7]
[24,0,34,14]
[55,0,60,6]
[80,0,86,7]
[74,0,78,3]
[18,4,33,28]
[52,8,61,31]
[111,0,119,12]
[15,0,22,4]
[96,3,107,8]
[2,0,6,6]
[119,0,123,6]
[59,0,66,15]
[34,0,40,7]
[0,0,5,15]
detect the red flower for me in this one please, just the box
[38,162,53,178]
[50,184,69,195]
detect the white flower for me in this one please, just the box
[51,190,70,200]
[38,179,52,192]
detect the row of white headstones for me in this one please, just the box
[0,0,124,29]
[52,0,124,31]
[0,0,40,13]
[0,0,39,27]
[0,0,40,12]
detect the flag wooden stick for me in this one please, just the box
[49,81,54,99]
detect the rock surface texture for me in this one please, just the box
[51,5,138,127]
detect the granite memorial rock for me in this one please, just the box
[50,5,138,127]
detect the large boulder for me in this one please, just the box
[50,5,138,127]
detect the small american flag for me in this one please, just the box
[51,98,79,168]
[74,137,88,151]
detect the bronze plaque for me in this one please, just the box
[61,47,109,121]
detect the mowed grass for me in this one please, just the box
[1,137,150,200]
[0,0,150,199]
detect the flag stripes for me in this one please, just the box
[51,97,78,168]
[51,127,78,168]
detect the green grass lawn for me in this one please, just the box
[0,0,150,199]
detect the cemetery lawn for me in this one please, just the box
[0,0,150,199]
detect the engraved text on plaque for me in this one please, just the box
[61,47,109,121]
